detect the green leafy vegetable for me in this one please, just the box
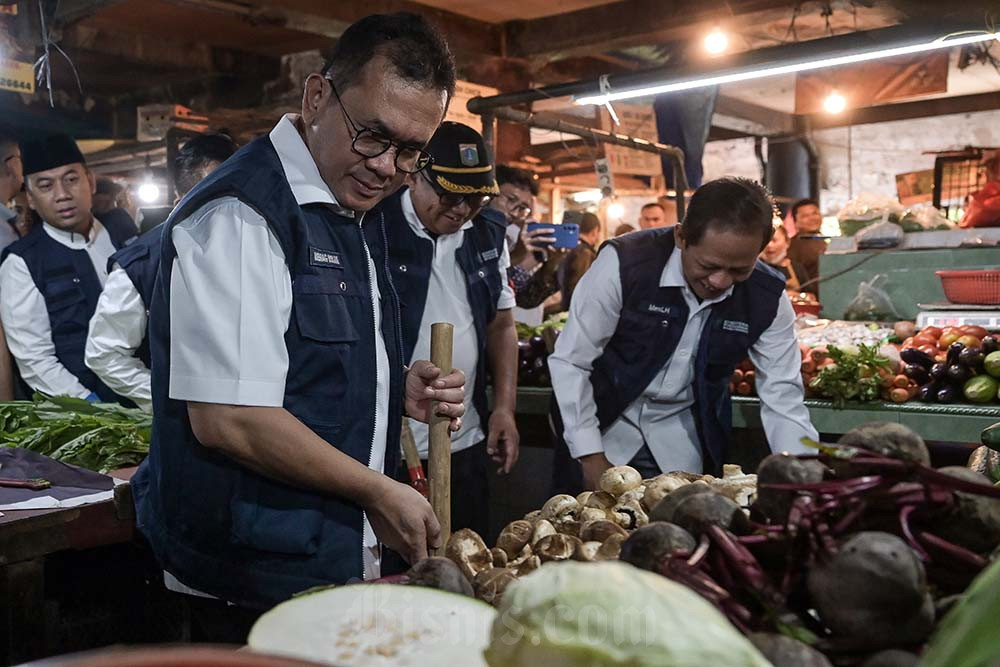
[0,394,150,473]
[515,312,568,340]
[923,556,1000,667]
[808,344,891,408]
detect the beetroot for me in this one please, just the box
[620,522,696,572]
[837,422,930,466]
[754,454,826,523]
[406,557,474,597]
[648,482,713,524]
[671,492,751,537]
[748,633,832,667]
[932,466,1000,554]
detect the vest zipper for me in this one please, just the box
[358,215,378,582]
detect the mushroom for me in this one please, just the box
[642,475,690,512]
[576,491,594,507]
[596,533,626,560]
[573,541,602,562]
[507,543,533,567]
[579,507,610,523]
[580,519,628,543]
[531,519,557,546]
[444,528,493,581]
[473,567,516,606]
[541,494,580,523]
[599,465,643,497]
[496,520,533,558]
[523,510,543,524]
[513,555,541,576]
[490,547,509,568]
[709,474,758,507]
[722,464,745,478]
[585,491,617,511]
[535,534,582,562]
[612,497,649,530]
[618,486,646,506]
[556,520,582,538]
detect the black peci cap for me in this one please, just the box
[22,134,86,176]
[424,121,498,196]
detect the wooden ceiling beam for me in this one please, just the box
[803,91,1000,130]
[713,95,794,136]
[55,0,129,25]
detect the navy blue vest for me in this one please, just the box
[585,228,785,473]
[131,137,405,609]
[105,225,163,368]
[376,189,507,432]
[1,211,137,404]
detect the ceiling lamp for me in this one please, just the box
[823,91,847,114]
[704,28,729,55]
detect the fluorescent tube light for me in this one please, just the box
[575,31,1000,106]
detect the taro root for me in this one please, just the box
[807,531,934,651]
[580,519,628,543]
[531,519,557,546]
[473,567,516,606]
[535,534,582,562]
[748,633,832,667]
[619,522,696,572]
[406,557,474,597]
[490,548,508,568]
[859,650,920,667]
[496,520,533,558]
[585,490,617,511]
[933,466,1000,554]
[648,481,713,523]
[753,454,826,524]
[837,422,930,466]
[599,465,642,496]
[444,528,493,581]
[611,497,649,530]
[671,492,751,537]
[642,475,690,512]
[596,533,625,560]
[573,540,602,562]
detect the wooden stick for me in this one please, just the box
[428,322,454,555]
[400,418,428,498]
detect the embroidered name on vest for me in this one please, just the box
[647,304,672,314]
[479,248,499,262]
[309,247,342,269]
[722,319,750,334]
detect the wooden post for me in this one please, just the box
[428,322,454,555]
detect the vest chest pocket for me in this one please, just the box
[292,274,361,344]
[466,261,502,302]
[42,275,89,336]
[706,329,753,375]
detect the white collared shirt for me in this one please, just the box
[399,190,515,457]
[165,113,388,580]
[0,219,118,398]
[85,263,152,411]
[549,245,816,473]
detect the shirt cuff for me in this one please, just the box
[169,374,286,407]
[565,427,605,460]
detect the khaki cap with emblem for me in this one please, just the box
[424,122,499,196]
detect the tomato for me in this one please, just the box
[960,325,989,339]
[920,326,942,339]
[939,332,961,349]
[957,335,982,350]
[913,335,938,347]
[901,337,915,348]
[941,326,962,338]
[919,344,940,358]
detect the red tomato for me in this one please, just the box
[960,325,989,339]
[957,335,982,349]
[939,332,961,349]
[901,337,915,348]
[920,326,942,339]
[918,344,939,357]
[912,335,937,347]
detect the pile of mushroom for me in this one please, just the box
[436,464,758,606]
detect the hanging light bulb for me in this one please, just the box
[823,90,847,114]
[607,202,625,219]
[138,181,161,204]
[704,28,729,55]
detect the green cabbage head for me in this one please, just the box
[484,561,773,667]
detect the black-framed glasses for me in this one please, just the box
[420,171,491,212]
[327,79,433,174]
[498,190,532,220]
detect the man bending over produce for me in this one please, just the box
[550,177,817,491]
[131,13,466,633]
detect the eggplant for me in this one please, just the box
[982,335,999,355]
[902,364,929,385]
[947,364,972,383]
[947,341,965,366]
[529,335,548,356]
[959,346,985,369]
[929,362,948,381]
[900,347,934,369]
[917,384,938,402]
[937,385,958,403]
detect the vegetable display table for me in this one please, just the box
[510,387,1000,444]
[0,470,136,666]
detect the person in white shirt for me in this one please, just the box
[0,134,137,404]
[84,132,239,411]
[549,177,817,491]
[130,13,467,633]
[381,121,518,540]
[0,130,24,401]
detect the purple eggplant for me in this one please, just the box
[903,364,929,385]
[982,335,999,355]
[918,383,938,402]
[529,335,548,356]
[947,341,965,366]
[900,347,934,369]
[947,364,972,383]
[929,363,948,381]
[959,346,985,369]
[936,385,958,403]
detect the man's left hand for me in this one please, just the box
[405,360,465,432]
[487,409,520,475]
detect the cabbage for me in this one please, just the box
[923,557,1000,667]
[484,561,773,667]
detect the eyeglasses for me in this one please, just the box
[327,79,433,174]
[420,172,491,211]
[498,191,532,220]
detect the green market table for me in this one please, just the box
[510,387,1000,444]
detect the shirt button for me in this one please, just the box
[661,319,669,326]
[399,264,407,273]
[339,281,347,291]
[478,270,486,278]
[72,278,81,284]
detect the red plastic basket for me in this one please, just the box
[936,269,1000,305]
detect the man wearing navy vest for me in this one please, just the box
[130,13,466,631]
[381,122,519,539]
[550,178,817,491]
[0,134,137,404]
[85,132,238,412]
